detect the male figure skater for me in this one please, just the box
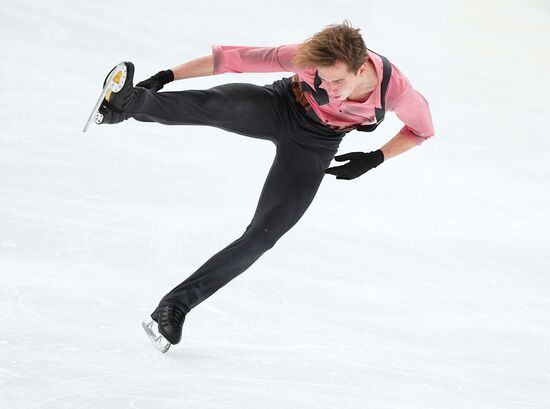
[95,21,434,351]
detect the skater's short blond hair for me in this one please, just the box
[292,21,368,73]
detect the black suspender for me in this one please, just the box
[354,51,392,132]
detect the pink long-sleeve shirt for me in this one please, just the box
[212,44,434,144]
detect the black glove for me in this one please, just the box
[324,150,384,180]
[136,69,175,91]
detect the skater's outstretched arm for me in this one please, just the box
[136,55,214,91]
[138,44,297,91]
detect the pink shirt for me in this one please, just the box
[212,44,434,144]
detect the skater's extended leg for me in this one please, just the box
[123,84,283,140]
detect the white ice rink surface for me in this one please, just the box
[1,0,549,408]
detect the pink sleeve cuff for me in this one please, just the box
[400,125,431,145]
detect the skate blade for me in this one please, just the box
[142,320,171,353]
[82,62,127,133]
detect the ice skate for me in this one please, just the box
[82,61,135,132]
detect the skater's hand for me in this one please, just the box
[136,70,174,92]
[324,150,384,180]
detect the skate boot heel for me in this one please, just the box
[93,65,128,125]
[83,62,134,131]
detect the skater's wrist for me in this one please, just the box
[380,131,417,160]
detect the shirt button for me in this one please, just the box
[325,120,329,123]
[339,110,343,112]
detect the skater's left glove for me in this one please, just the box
[136,69,174,92]
[324,150,384,180]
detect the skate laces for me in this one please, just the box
[158,304,186,327]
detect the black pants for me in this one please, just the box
[122,78,345,317]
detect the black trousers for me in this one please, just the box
[122,78,345,317]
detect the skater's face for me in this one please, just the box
[317,60,369,101]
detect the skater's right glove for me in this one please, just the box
[324,150,384,180]
[136,69,174,92]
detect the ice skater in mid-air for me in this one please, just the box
[86,21,434,352]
